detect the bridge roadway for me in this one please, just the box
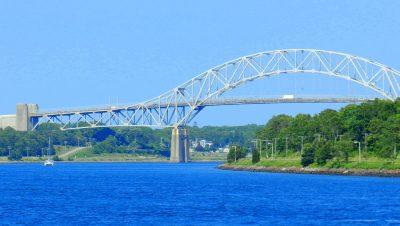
[31,97,372,117]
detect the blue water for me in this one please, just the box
[1,163,400,225]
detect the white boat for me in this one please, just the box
[43,137,55,166]
[44,158,54,166]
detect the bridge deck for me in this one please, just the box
[31,97,373,117]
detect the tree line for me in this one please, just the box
[252,99,400,166]
[0,123,261,160]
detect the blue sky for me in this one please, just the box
[1,0,399,126]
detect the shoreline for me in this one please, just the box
[218,164,400,177]
[0,160,222,164]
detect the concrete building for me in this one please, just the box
[0,103,39,131]
[0,114,17,129]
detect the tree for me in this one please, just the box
[226,146,247,163]
[195,143,204,152]
[93,128,116,142]
[8,149,22,160]
[252,148,260,163]
[314,141,333,165]
[227,148,236,163]
[301,144,315,167]
[333,139,352,163]
[92,136,118,154]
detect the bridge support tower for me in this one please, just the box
[170,127,189,162]
[16,103,39,131]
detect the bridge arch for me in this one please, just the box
[140,49,400,127]
[32,49,400,130]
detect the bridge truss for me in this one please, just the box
[31,49,400,130]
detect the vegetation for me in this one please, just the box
[227,146,248,163]
[230,155,400,170]
[252,149,260,163]
[228,99,400,170]
[300,144,314,167]
[0,123,260,161]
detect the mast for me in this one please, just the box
[48,137,51,158]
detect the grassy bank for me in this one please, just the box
[0,147,226,163]
[228,155,400,170]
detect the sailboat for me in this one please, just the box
[44,137,54,166]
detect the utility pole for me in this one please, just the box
[253,139,267,159]
[48,137,51,157]
[274,138,278,155]
[234,146,237,162]
[354,141,361,163]
[8,146,11,158]
[251,140,257,155]
[317,134,321,142]
[299,136,305,155]
[271,142,274,158]
[364,133,369,153]
[285,136,288,157]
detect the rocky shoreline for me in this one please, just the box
[218,164,400,177]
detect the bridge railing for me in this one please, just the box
[33,95,377,116]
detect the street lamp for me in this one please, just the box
[354,141,361,163]
[232,145,238,162]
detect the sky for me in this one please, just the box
[0,0,399,126]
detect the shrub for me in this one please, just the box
[301,144,315,167]
[252,149,260,164]
[8,151,22,161]
[314,141,333,165]
[52,155,62,161]
[227,146,247,163]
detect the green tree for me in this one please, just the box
[195,143,204,152]
[301,144,315,167]
[252,148,260,164]
[333,139,352,163]
[227,148,236,163]
[92,136,118,154]
[226,145,247,163]
[314,141,333,165]
[8,149,22,160]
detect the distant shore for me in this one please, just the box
[218,164,400,177]
[0,159,221,164]
[0,160,168,164]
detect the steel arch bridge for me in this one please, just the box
[31,49,400,130]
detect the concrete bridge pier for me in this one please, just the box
[170,127,189,162]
